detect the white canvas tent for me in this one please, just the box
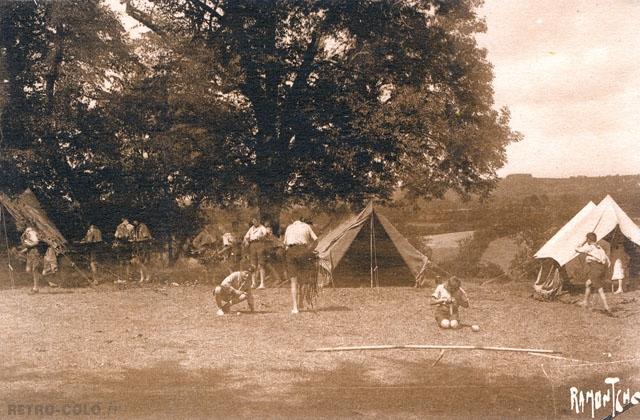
[534,195,640,298]
[315,202,428,287]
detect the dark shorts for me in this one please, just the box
[215,284,243,303]
[113,241,133,263]
[249,241,266,266]
[25,248,41,273]
[434,306,459,323]
[285,245,316,283]
[134,241,152,263]
[586,262,607,289]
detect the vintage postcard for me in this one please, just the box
[1,0,638,418]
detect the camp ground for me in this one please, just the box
[2,1,640,418]
[2,190,640,418]
[534,195,640,299]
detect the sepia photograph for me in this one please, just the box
[0,0,639,418]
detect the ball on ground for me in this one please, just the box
[471,325,480,332]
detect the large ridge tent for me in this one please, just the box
[315,202,428,287]
[0,188,68,252]
[534,195,640,298]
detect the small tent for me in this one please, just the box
[315,202,428,287]
[534,196,640,298]
[0,189,67,252]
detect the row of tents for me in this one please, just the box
[1,189,638,290]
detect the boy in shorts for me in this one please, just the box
[576,232,612,313]
[432,276,469,329]
[213,268,255,315]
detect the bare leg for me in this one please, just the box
[614,279,624,294]
[90,251,98,284]
[257,265,266,289]
[581,280,592,308]
[291,277,299,314]
[298,283,305,310]
[597,287,611,312]
[32,270,39,292]
[246,291,255,312]
[214,286,228,315]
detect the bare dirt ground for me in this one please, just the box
[1,273,639,419]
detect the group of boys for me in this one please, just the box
[213,215,318,315]
[112,218,153,284]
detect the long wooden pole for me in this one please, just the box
[369,215,373,288]
[1,207,15,289]
[307,344,556,354]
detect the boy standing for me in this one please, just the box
[576,232,611,313]
[432,276,469,329]
[213,268,255,315]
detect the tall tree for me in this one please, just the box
[124,0,521,230]
[0,0,136,236]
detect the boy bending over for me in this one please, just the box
[214,268,255,316]
[432,276,469,329]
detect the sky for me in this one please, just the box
[108,0,640,178]
[476,0,640,177]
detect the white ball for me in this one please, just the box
[471,325,480,332]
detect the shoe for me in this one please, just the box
[29,288,39,294]
[114,279,126,285]
[216,309,225,316]
[257,284,266,289]
[614,289,623,294]
[291,309,299,314]
[48,281,59,288]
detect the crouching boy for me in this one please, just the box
[432,276,469,329]
[214,268,255,316]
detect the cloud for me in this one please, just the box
[477,0,640,177]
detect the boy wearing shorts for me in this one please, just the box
[432,276,469,329]
[213,268,255,315]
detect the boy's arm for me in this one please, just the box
[458,290,470,308]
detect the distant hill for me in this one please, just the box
[492,174,640,217]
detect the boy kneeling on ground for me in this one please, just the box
[432,276,469,329]
[214,267,255,316]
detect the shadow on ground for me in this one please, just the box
[4,357,636,419]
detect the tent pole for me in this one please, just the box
[1,206,15,289]
[534,265,543,286]
[372,216,378,288]
[370,214,374,288]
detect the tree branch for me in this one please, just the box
[188,0,223,21]
[124,0,167,36]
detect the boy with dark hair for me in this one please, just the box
[576,232,612,313]
[431,276,469,329]
[213,267,255,316]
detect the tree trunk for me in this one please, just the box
[257,187,284,237]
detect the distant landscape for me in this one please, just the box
[384,173,640,280]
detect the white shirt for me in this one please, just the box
[432,284,468,307]
[576,243,610,265]
[222,232,236,247]
[221,271,250,291]
[284,221,318,246]
[21,227,39,247]
[244,225,268,242]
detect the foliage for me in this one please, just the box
[124,0,521,228]
[0,0,136,237]
[1,0,521,249]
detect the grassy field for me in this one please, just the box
[0,276,639,419]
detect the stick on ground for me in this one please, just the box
[307,344,557,354]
